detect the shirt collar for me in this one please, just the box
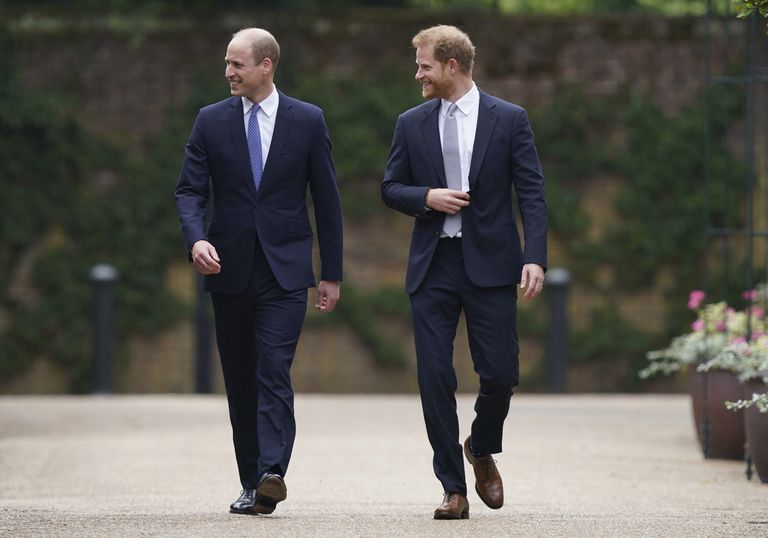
[441,82,478,117]
[242,85,278,117]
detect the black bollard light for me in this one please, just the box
[544,267,571,393]
[90,263,118,394]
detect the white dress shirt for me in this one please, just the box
[438,82,479,193]
[242,85,279,170]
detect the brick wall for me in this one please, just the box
[5,10,760,393]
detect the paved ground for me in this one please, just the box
[0,394,766,537]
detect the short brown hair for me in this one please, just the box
[412,25,475,74]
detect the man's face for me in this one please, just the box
[225,38,268,101]
[415,46,453,100]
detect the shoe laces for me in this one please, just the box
[443,492,456,503]
[475,456,497,478]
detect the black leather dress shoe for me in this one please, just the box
[230,489,260,514]
[255,473,287,514]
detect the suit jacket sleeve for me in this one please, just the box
[174,111,210,253]
[511,108,548,270]
[381,115,435,219]
[308,111,344,281]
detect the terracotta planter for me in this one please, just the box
[689,370,745,460]
[743,379,768,483]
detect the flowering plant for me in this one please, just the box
[695,284,768,413]
[706,335,768,413]
[640,286,766,379]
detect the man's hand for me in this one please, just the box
[520,263,545,301]
[191,240,221,275]
[426,188,470,214]
[316,280,340,312]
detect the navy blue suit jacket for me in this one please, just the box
[175,91,343,294]
[381,90,547,294]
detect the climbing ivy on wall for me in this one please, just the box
[285,71,422,219]
[0,12,750,391]
[606,90,745,292]
[522,83,747,388]
[0,27,186,390]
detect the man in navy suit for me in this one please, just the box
[175,28,343,515]
[382,25,547,520]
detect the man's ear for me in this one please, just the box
[262,57,272,75]
[448,58,458,75]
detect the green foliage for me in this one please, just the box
[409,0,708,14]
[570,306,655,364]
[0,29,186,390]
[0,8,754,391]
[530,83,745,294]
[570,306,659,390]
[533,88,617,181]
[336,285,409,368]
[366,285,412,317]
[524,81,747,390]
[529,87,616,280]
[285,72,421,219]
[0,0,409,15]
[734,0,768,19]
[734,0,768,32]
[605,89,745,289]
[305,283,409,368]
[0,0,728,17]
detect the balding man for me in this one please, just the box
[175,28,343,515]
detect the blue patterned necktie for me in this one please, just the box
[247,103,263,191]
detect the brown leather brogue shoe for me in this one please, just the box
[464,436,504,509]
[433,491,469,520]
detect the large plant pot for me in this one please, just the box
[689,370,745,460]
[744,379,768,483]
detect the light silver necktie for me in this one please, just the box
[442,103,462,237]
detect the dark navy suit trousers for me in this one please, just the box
[211,232,307,489]
[410,238,519,496]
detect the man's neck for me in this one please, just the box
[246,82,275,105]
[446,77,473,103]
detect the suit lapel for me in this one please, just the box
[420,100,446,187]
[259,91,293,197]
[468,92,497,189]
[227,97,258,198]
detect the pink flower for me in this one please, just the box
[743,289,758,301]
[731,336,747,345]
[749,306,765,320]
[691,319,704,332]
[716,320,727,332]
[687,290,706,310]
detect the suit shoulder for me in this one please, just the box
[198,97,238,117]
[398,100,438,123]
[481,92,527,116]
[279,93,324,118]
